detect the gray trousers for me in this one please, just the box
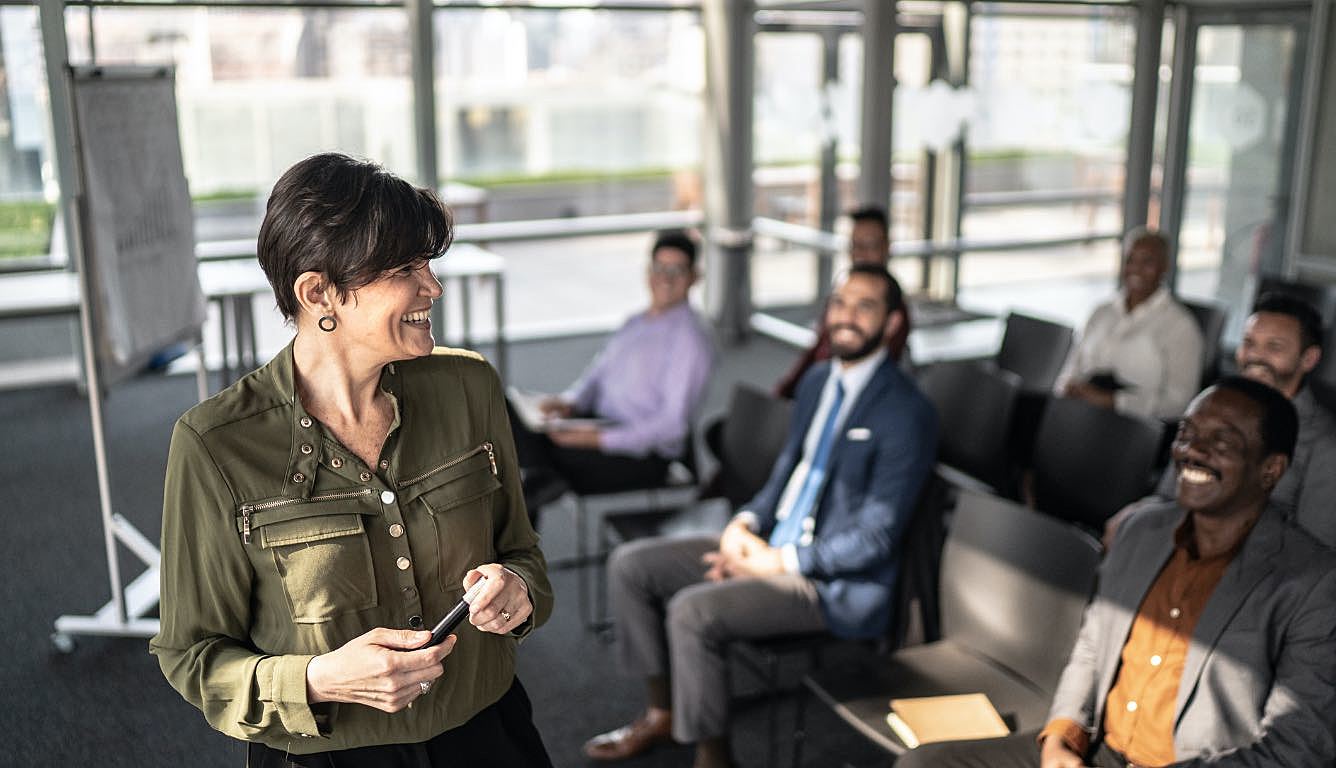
[606,534,827,743]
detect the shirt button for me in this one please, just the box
[299,417,312,428]
[379,459,390,470]
[300,443,313,455]
[1126,701,1138,712]
[330,457,344,469]
[1150,655,1162,667]
[1169,607,1182,619]
[389,524,405,538]
[359,471,372,482]
[381,490,396,504]
[397,556,411,570]
[292,472,305,484]
[408,615,423,629]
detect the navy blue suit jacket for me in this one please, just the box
[746,356,937,639]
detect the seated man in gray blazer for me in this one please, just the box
[899,376,1336,768]
[1108,292,1336,549]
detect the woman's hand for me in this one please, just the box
[464,564,532,634]
[306,627,456,713]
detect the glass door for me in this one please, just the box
[1161,6,1309,345]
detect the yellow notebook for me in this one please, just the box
[886,693,1010,749]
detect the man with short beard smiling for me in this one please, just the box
[583,265,937,768]
[1113,292,1336,548]
[899,378,1336,768]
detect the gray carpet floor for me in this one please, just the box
[0,331,892,767]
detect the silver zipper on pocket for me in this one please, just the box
[398,442,496,488]
[238,488,375,543]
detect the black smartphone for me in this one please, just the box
[418,576,489,649]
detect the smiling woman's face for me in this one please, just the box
[332,259,443,364]
[1121,238,1167,307]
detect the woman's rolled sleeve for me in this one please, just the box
[486,366,554,637]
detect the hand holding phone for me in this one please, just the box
[420,576,489,649]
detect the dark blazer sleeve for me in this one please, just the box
[794,384,937,579]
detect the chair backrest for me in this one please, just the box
[917,360,1022,492]
[716,383,794,508]
[890,469,952,648]
[1031,396,1163,530]
[995,312,1074,393]
[1180,298,1227,387]
[940,489,1101,694]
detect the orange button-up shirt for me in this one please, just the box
[1041,519,1244,766]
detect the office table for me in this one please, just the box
[0,242,508,387]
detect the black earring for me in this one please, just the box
[318,315,337,332]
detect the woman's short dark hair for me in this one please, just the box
[652,229,698,268]
[1211,375,1299,461]
[257,152,454,321]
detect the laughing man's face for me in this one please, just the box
[1171,388,1279,516]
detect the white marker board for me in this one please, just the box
[72,66,205,386]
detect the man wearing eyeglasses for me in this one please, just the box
[508,229,715,516]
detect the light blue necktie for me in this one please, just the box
[770,380,845,549]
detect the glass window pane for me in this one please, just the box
[967,11,1132,240]
[960,8,1135,303]
[68,7,414,244]
[433,8,703,222]
[0,7,58,268]
[1176,24,1298,344]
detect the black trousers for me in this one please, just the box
[506,399,669,495]
[894,729,1133,768]
[245,678,552,768]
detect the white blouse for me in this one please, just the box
[1055,286,1204,420]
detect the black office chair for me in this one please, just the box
[570,433,701,630]
[1181,298,1227,388]
[735,469,953,768]
[917,360,1023,495]
[995,311,1074,394]
[793,489,1101,761]
[1030,395,1163,531]
[594,385,793,629]
[707,382,795,509]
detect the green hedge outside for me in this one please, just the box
[0,201,55,260]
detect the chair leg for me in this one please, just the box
[791,680,808,768]
[576,496,594,630]
[766,652,779,768]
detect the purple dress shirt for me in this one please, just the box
[562,302,715,459]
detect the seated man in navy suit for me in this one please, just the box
[584,264,939,768]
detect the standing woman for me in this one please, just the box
[151,153,553,767]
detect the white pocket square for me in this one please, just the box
[846,427,872,441]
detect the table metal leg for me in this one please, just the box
[494,274,507,383]
[218,297,233,384]
[461,278,473,349]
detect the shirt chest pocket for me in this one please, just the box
[401,447,502,594]
[245,494,379,624]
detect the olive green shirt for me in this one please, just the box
[150,343,552,753]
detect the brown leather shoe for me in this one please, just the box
[582,714,674,761]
